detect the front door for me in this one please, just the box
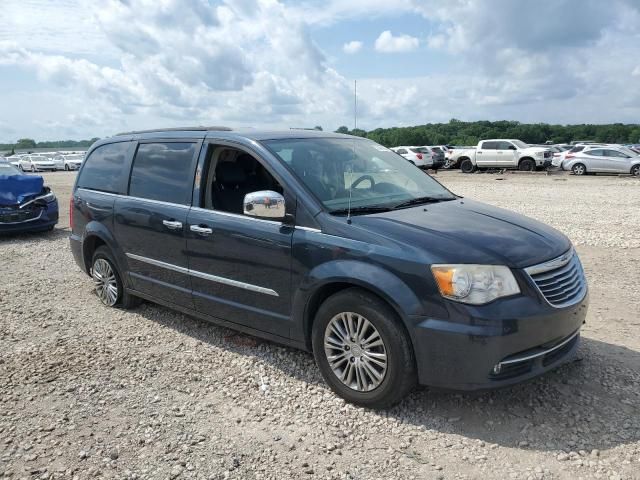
[114,140,201,307]
[495,141,518,168]
[186,142,293,337]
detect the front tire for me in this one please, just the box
[460,158,475,173]
[572,163,587,175]
[312,288,416,409]
[518,158,535,171]
[91,246,140,309]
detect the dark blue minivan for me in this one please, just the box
[70,127,588,408]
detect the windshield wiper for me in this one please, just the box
[392,196,455,209]
[329,205,393,216]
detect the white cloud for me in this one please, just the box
[374,30,419,53]
[343,40,363,54]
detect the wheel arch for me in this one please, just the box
[81,223,125,277]
[295,261,423,351]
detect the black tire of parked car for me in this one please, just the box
[518,158,535,171]
[91,246,141,309]
[572,163,587,176]
[631,165,640,176]
[64,164,70,171]
[460,158,475,173]
[311,288,417,409]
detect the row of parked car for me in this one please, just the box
[0,151,86,172]
[391,140,640,176]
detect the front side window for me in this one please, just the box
[263,138,455,214]
[77,142,131,193]
[199,145,283,214]
[605,149,629,158]
[496,141,515,150]
[129,142,197,205]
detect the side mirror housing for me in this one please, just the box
[243,190,286,220]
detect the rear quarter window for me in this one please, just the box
[77,142,132,193]
[128,142,198,205]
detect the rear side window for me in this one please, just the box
[78,142,131,193]
[129,142,197,205]
[396,148,408,154]
[569,146,585,153]
[481,141,498,149]
[585,149,604,156]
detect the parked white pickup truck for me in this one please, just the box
[458,139,552,173]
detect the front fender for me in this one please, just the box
[291,259,423,346]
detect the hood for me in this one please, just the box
[0,174,44,206]
[522,146,549,153]
[351,199,570,268]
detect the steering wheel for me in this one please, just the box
[350,174,375,190]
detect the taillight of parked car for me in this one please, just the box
[565,154,575,160]
[69,197,74,230]
[417,153,423,160]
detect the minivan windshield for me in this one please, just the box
[263,138,456,214]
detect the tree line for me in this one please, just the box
[335,120,640,147]
[1,138,99,154]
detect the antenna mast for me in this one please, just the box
[354,80,357,130]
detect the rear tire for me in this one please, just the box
[572,163,587,176]
[312,288,416,409]
[518,158,535,171]
[631,165,640,177]
[91,246,140,309]
[460,158,475,173]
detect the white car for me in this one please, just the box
[53,153,84,171]
[5,155,24,168]
[18,155,57,172]
[390,146,433,169]
[563,145,640,176]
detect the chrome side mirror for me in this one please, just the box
[243,190,286,220]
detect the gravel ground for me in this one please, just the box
[1,170,639,480]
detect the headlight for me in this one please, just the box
[431,264,520,305]
[535,151,544,157]
[41,192,56,203]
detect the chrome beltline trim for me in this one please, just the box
[498,329,580,366]
[126,253,279,297]
[77,188,321,232]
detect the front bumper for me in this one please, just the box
[411,290,588,390]
[0,201,59,234]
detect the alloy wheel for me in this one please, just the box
[92,258,118,306]
[573,164,585,175]
[324,312,388,392]
[632,165,640,176]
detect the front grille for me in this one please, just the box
[525,249,587,307]
[544,151,552,158]
[0,207,41,224]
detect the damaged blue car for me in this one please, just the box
[0,162,58,234]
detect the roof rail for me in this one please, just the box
[115,126,232,136]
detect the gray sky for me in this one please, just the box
[1,0,639,142]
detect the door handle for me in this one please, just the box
[163,220,183,230]
[190,225,213,236]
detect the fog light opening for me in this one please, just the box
[492,364,502,375]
